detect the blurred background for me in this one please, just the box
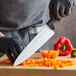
[47,0,76,49]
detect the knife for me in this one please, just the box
[14,20,55,66]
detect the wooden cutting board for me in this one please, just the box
[0,53,76,76]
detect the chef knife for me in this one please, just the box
[14,20,55,66]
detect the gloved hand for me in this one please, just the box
[49,0,75,21]
[0,37,23,63]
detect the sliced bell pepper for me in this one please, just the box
[40,50,59,58]
[54,37,73,56]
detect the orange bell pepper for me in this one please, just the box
[40,50,59,58]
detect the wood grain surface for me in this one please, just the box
[0,53,76,76]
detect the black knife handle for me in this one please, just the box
[47,20,55,30]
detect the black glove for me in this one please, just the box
[49,0,75,21]
[0,37,23,63]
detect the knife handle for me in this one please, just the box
[47,20,55,30]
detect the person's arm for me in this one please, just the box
[49,0,76,21]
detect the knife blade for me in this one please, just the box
[14,20,55,66]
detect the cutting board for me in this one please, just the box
[0,53,76,76]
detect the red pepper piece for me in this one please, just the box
[54,37,73,56]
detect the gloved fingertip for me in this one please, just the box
[61,15,64,17]
[65,8,71,16]
[56,17,61,21]
[54,14,61,21]
[60,12,65,17]
[65,13,70,16]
